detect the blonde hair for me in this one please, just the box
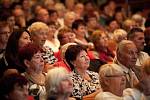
[113,29,127,43]
[45,67,70,96]
[99,64,124,89]
[91,30,107,43]
[64,11,76,21]
[54,3,66,11]
[99,64,123,77]
[28,22,49,35]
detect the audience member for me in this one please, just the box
[91,30,114,63]
[114,40,139,88]
[95,64,126,100]
[127,27,149,68]
[46,67,74,100]
[19,43,46,100]
[0,21,11,59]
[0,74,31,100]
[72,19,94,49]
[124,58,150,100]
[44,22,60,53]
[28,22,57,68]
[0,28,31,77]
[65,44,102,99]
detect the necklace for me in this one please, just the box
[25,72,45,86]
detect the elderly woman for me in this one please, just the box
[95,64,126,100]
[28,22,57,65]
[91,30,115,63]
[113,29,127,43]
[45,67,74,100]
[18,43,46,100]
[123,58,150,100]
[65,44,101,99]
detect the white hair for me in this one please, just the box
[45,67,70,96]
[117,40,134,54]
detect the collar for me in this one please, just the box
[113,56,129,73]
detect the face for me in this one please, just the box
[22,0,30,10]
[58,74,73,95]
[7,16,15,26]
[73,50,90,70]
[132,32,145,52]
[118,43,138,68]
[61,32,75,45]
[14,9,25,23]
[32,29,48,47]
[8,84,29,100]
[18,31,31,48]
[96,33,108,48]
[0,26,11,44]
[28,52,44,72]
[88,17,97,29]
[48,25,57,37]
[75,25,87,37]
[50,12,58,22]
[65,15,75,28]
[115,12,123,23]
[38,9,49,23]
[75,3,84,15]
[106,74,126,96]
[109,20,119,32]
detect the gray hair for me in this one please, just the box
[45,67,70,97]
[117,40,134,54]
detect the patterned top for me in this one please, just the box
[71,70,101,99]
[23,73,46,100]
[42,46,57,64]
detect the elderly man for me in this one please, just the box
[28,22,57,70]
[95,64,126,100]
[127,27,149,68]
[114,40,139,88]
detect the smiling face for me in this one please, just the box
[73,50,90,70]
[18,31,31,48]
[32,29,48,47]
[27,51,44,72]
[74,25,87,37]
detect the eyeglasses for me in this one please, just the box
[105,74,125,78]
[0,31,11,35]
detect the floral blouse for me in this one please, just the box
[42,46,57,64]
[71,70,101,99]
